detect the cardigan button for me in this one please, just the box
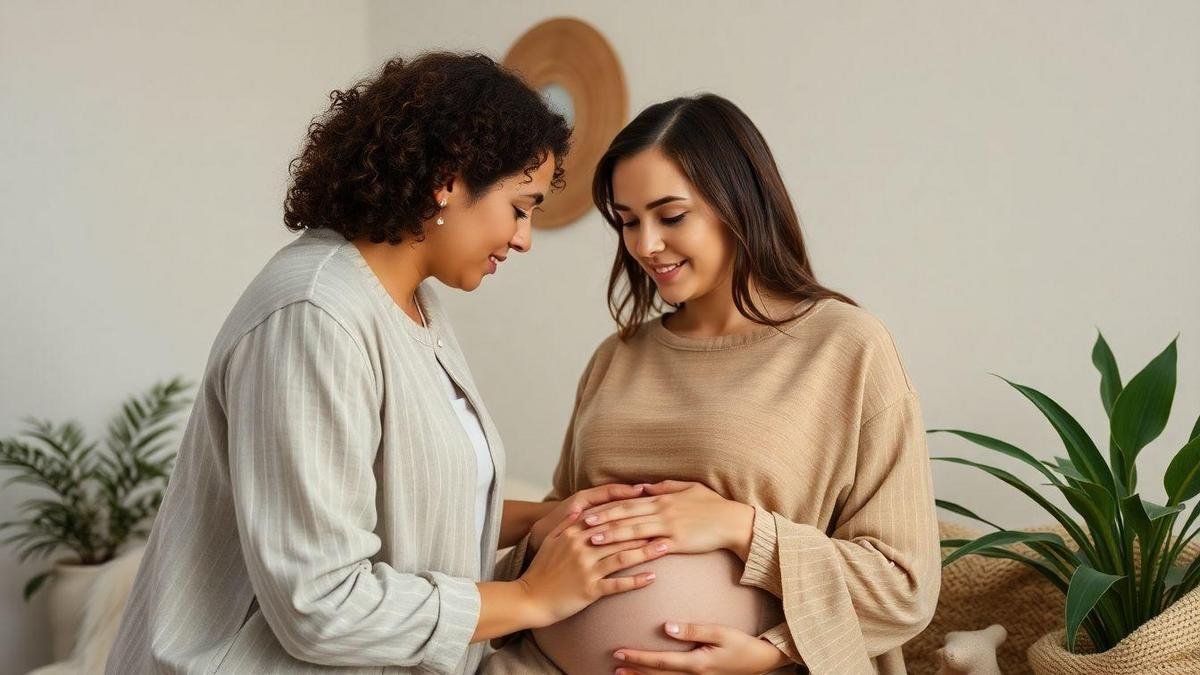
[436,338,444,348]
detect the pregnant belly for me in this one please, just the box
[530,549,783,675]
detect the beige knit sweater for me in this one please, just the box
[491,297,941,674]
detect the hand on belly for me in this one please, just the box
[530,549,783,675]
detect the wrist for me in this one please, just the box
[529,500,562,552]
[537,499,560,519]
[513,577,553,629]
[724,500,756,561]
[757,637,792,669]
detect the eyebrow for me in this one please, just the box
[612,195,686,211]
[522,192,545,206]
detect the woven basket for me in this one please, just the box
[905,520,1200,675]
[1027,585,1200,674]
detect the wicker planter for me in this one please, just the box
[1027,586,1200,674]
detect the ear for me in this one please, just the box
[434,174,459,205]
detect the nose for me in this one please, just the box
[509,217,531,253]
[631,223,665,260]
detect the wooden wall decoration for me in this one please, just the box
[503,17,628,229]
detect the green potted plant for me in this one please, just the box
[930,332,1200,673]
[0,377,191,660]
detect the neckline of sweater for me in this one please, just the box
[648,297,831,352]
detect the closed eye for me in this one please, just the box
[620,212,687,228]
[514,207,530,220]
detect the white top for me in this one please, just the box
[432,357,493,550]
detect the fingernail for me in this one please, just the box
[591,534,605,543]
[585,515,599,525]
[645,573,656,581]
[655,542,668,552]
[665,622,680,634]
[613,651,626,661]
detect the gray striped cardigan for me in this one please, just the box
[106,227,505,673]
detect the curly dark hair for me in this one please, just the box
[284,51,572,244]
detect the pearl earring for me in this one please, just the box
[436,197,447,225]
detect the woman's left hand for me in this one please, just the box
[612,622,792,674]
[579,480,755,558]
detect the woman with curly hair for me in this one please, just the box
[106,52,671,674]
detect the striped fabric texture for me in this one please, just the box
[107,227,504,673]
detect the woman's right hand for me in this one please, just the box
[518,511,669,627]
[529,483,647,553]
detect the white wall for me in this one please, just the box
[366,0,1200,517]
[2,0,1198,670]
[0,1,370,669]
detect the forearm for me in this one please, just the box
[472,579,548,642]
[499,499,557,549]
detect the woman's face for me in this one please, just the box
[611,147,735,307]
[428,154,556,291]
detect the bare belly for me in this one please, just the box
[530,550,784,675]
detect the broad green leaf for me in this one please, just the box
[1191,412,1200,443]
[1058,481,1116,528]
[1065,565,1123,652]
[1170,502,1200,561]
[1165,433,1200,504]
[1165,563,1188,590]
[929,429,1062,486]
[1092,331,1123,417]
[941,538,1069,593]
[999,376,1115,496]
[1111,338,1177,474]
[942,529,1067,567]
[1057,482,1120,570]
[933,456,1097,563]
[22,570,52,601]
[1048,456,1088,483]
[935,499,1003,531]
[1120,494,1155,546]
[1142,499,1185,521]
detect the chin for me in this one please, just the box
[657,288,692,306]
[437,269,483,292]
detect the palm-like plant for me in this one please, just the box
[0,377,191,599]
[931,332,1200,654]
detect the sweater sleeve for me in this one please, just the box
[738,391,942,673]
[224,301,480,672]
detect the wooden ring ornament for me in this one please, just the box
[502,17,628,229]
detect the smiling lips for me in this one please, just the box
[486,254,504,275]
[649,259,688,282]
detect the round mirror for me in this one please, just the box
[504,18,628,229]
[539,82,576,127]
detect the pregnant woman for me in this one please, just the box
[106,52,671,674]
[486,94,941,674]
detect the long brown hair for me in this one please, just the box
[592,93,857,338]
